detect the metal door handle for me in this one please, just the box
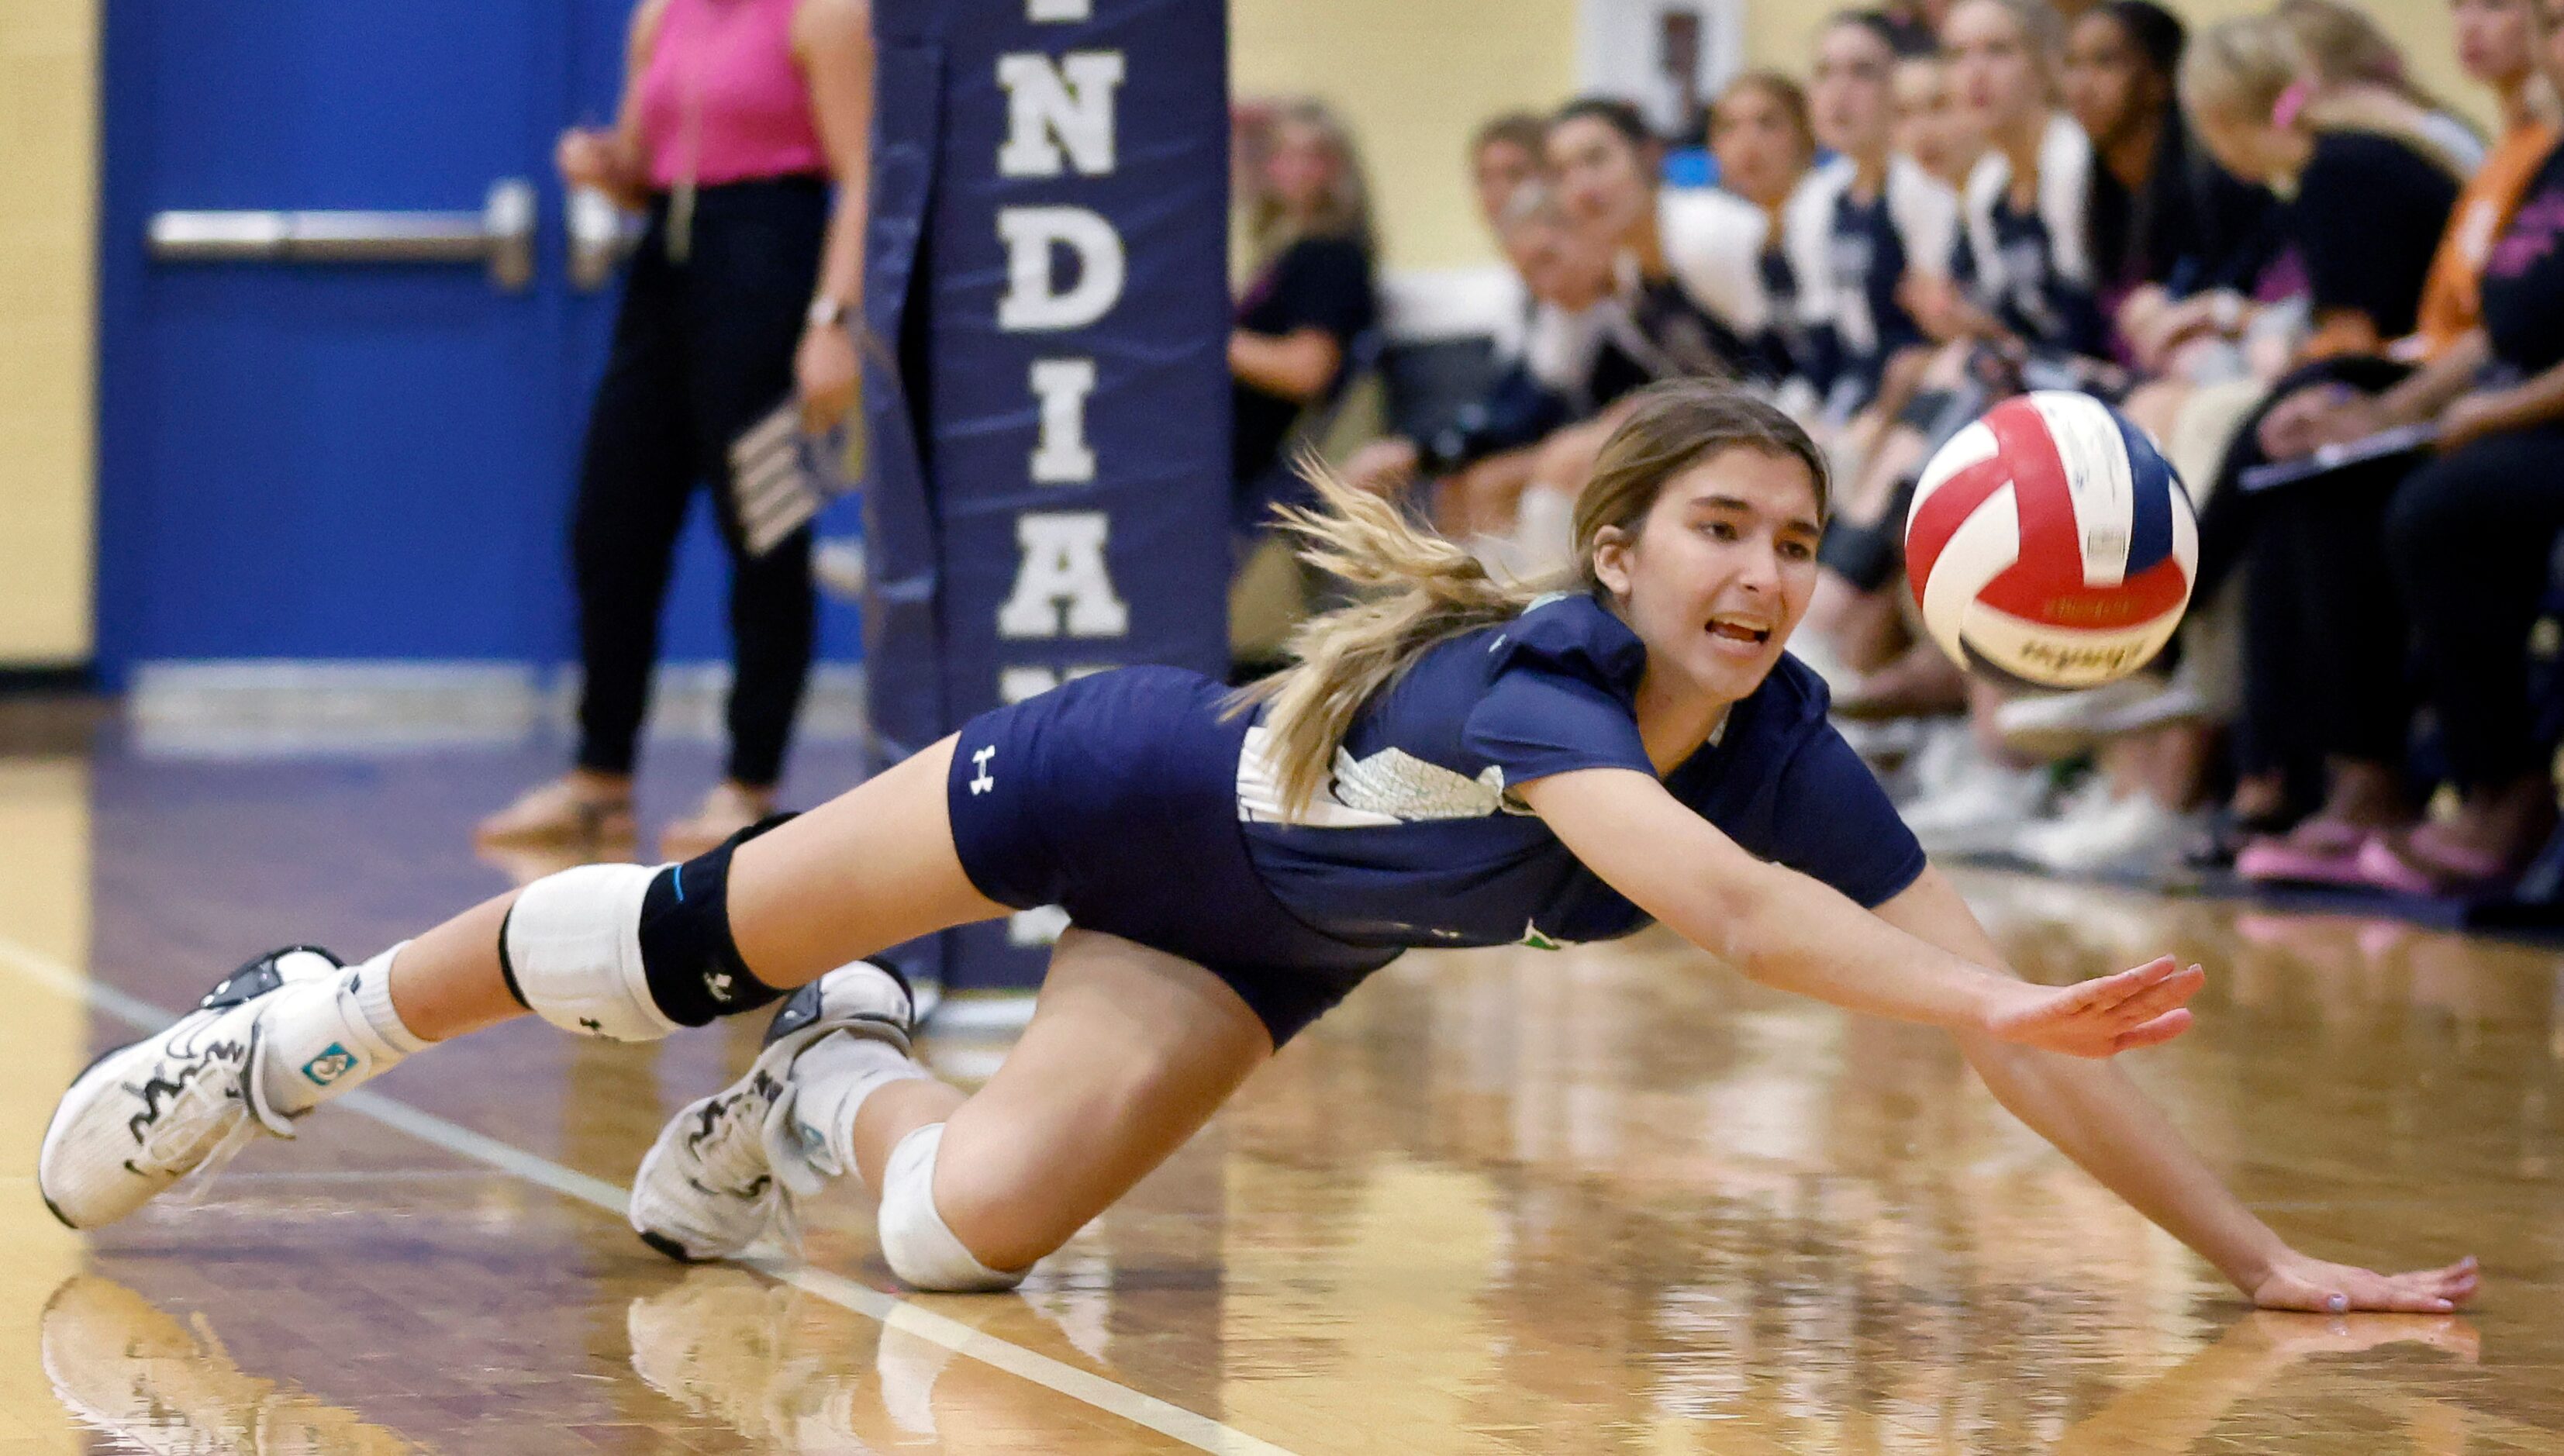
[565,185,646,291]
[147,178,538,291]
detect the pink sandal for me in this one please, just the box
[2234,818,2373,886]
[2350,836,2438,896]
[2400,823,2513,883]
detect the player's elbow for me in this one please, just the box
[1687,859,1795,980]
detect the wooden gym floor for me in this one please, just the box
[1,714,2559,1454]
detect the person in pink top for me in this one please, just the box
[478,0,871,861]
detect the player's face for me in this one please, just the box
[1263,121,1337,218]
[2062,12,2152,149]
[1812,24,1897,160]
[2452,0,2535,88]
[1947,1,2048,137]
[1473,138,1539,227]
[1594,448,1824,706]
[1894,58,1966,181]
[1507,216,1614,309]
[1546,116,1657,247]
[1710,86,1809,209]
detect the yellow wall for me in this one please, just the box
[0,0,99,668]
[1232,0,1583,271]
[1238,0,2486,275]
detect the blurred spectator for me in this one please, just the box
[1791,12,1962,430]
[2026,3,2528,880]
[2279,0,2490,172]
[1807,0,2102,699]
[1231,99,1381,527]
[1546,95,1775,386]
[2066,2,2281,355]
[1923,0,2110,361]
[1711,71,1824,385]
[2367,5,2564,887]
[477,0,870,860]
[1340,183,1622,540]
[1894,50,1983,188]
[1470,112,1551,230]
[2176,2,2553,888]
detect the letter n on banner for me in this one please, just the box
[866,0,1230,997]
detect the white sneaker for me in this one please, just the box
[629,960,916,1264]
[1900,740,2051,857]
[1993,677,2165,758]
[37,947,342,1230]
[2017,790,2207,877]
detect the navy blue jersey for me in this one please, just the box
[1952,115,2110,359]
[1784,157,1957,412]
[1754,236,1815,385]
[1238,592,1927,950]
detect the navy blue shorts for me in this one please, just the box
[945,667,1399,1045]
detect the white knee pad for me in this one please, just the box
[503,863,681,1042]
[876,1124,1023,1292]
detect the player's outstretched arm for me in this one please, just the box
[1517,768,2200,1057]
[1872,866,2481,1314]
[1526,768,2479,1311]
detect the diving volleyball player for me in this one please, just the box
[40,382,2476,1313]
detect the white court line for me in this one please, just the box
[0,934,1296,1456]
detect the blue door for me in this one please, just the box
[94,2,796,684]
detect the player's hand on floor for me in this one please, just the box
[2248,1252,2479,1314]
[1979,956,2205,1057]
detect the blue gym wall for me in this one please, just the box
[91,0,864,686]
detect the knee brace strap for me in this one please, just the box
[631,819,791,1027]
[876,1124,1023,1292]
[500,816,795,1040]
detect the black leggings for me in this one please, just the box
[571,178,826,788]
[2241,418,2564,791]
[2195,356,2417,778]
[2386,425,2564,789]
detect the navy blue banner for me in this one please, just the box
[865,0,1233,995]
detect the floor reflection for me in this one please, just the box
[44,1275,423,1455]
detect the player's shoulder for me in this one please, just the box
[1481,591,1648,695]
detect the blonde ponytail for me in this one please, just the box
[1229,456,1548,816]
[1232,380,1829,819]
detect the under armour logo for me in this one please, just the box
[706,971,736,1004]
[968,745,997,795]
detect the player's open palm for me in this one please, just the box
[2249,1251,2480,1314]
[1982,956,2206,1057]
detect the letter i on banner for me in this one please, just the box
[916,0,1230,992]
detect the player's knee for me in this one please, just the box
[500,817,795,1040]
[876,1124,1031,1292]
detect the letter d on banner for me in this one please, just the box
[864,0,1231,1002]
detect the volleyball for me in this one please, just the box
[1904,391,2197,690]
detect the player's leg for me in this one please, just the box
[632,928,1274,1287]
[38,736,1010,1229]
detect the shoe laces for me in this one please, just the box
[130,1033,264,1197]
[682,1070,790,1203]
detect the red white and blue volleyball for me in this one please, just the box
[1905,392,2197,689]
